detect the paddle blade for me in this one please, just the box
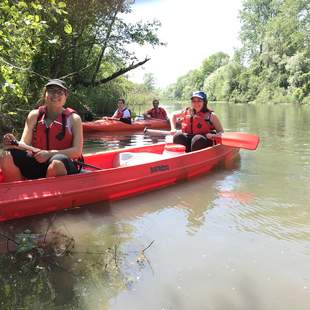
[144,128,171,137]
[216,132,260,150]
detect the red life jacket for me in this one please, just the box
[147,107,167,119]
[32,106,75,150]
[115,108,130,118]
[181,108,215,135]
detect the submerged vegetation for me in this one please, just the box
[0,218,155,309]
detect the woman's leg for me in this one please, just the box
[46,154,78,177]
[46,160,67,177]
[9,149,48,179]
[173,132,192,152]
[191,134,213,151]
[0,150,24,182]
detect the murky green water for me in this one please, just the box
[1,103,310,310]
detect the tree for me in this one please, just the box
[143,73,156,91]
[0,0,69,131]
[166,52,230,101]
[0,0,163,132]
[239,0,280,60]
[31,0,163,89]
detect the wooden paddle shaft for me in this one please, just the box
[11,140,102,170]
[145,129,173,136]
[145,129,260,150]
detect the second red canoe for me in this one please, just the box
[83,118,170,132]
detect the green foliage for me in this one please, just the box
[0,0,162,133]
[143,73,156,92]
[126,81,161,116]
[70,76,131,117]
[166,0,310,105]
[0,0,70,132]
[165,52,230,101]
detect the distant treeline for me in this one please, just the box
[0,0,162,134]
[164,0,310,105]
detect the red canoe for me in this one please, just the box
[83,118,171,132]
[0,142,240,222]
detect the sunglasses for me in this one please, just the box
[47,87,66,96]
[191,98,203,103]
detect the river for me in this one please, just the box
[0,103,309,310]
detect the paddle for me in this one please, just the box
[10,140,102,170]
[102,117,132,124]
[144,129,260,150]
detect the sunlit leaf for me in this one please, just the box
[58,2,66,9]
[64,23,72,34]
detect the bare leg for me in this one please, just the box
[46,160,67,177]
[0,150,23,182]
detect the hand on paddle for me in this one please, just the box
[33,150,52,163]
[3,133,18,149]
[103,116,120,121]
[206,132,222,140]
[4,134,51,162]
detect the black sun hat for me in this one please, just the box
[45,79,68,91]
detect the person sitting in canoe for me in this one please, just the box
[0,79,83,182]
[171,91,224,152]
[110,98,132,124]
[143,99,169,121]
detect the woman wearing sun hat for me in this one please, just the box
[171,91,224,152]
[0,79,83,181]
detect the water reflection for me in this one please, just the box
[0,152,241,309]
[83,131,165,154]
[1,103,310,309]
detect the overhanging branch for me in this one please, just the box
[78,57,150,87]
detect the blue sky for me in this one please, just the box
[126,0,243,88]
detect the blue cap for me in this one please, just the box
[191,91,207,102]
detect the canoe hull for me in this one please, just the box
[83,119,170,132]
[0,143,239,222]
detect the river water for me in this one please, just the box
[0,103,310,310]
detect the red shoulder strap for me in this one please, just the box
[63,107,76,116]
[37,106,47,120]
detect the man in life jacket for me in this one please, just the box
[143,99,169,121]
[171,91,224,152]
[111,98,132,124]
[0,79,83,181]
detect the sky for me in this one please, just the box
[125,0,243,88]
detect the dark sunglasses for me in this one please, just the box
[47,87,66,96]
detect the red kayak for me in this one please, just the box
[0,141,243,222]
[83,118,171,132]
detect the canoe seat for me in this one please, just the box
[79,169,92,173]
[113,152,164,167]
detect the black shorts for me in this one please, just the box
[120,117,132,124]
[10,149,79,179]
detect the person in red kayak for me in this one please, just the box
[143,99,169,120]
[0,79,83,182]
[171,91,224,152]
[110,98,132,124]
